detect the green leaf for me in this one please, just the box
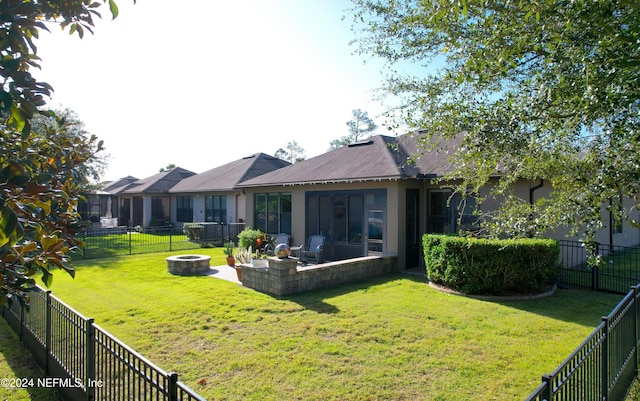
[41,235,60,252]
[41,269,53,288]
[34,173,53,185]
[0,206,20,248]
[9,105,25,132]
[109,0,119,19]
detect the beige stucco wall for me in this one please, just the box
[242,178,640,271]
[243,181,404,262]
[476,179,640,247]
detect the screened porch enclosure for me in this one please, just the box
[305,189,387,262]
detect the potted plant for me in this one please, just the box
[223,241,235,267]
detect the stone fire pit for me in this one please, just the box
[167,255,211,275]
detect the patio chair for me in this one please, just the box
[299,235,325,265]
[264,233,291,255]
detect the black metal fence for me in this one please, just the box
[77,223,246,259]
[558,240,640,294]
[525,284,640,401]
[2,288,207,401]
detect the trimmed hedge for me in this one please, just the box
[423,234,559,295]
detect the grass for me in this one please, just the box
[12,248,626,401]
[560,245,640,293]
[74,231,203,258]
[0,319,60,401]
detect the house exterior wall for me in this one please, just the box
[169,191,244,228]
[243,181,405,264]
[474,179,640,247]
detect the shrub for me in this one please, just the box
[423,234,559,295]
[237,227,265,251]
[183,223,203,241]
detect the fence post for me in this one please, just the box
[602,315,609,401]
[86,318,96,401]
[45,290,52,375]
[19,297,24,341]
[170,227,173,252]
[634,286,639,377]
[129,227,133,255]
[168,372,179,401]
[541,374,552,401]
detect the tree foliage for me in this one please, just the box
[329,108,378,150]
[348,0,640,247]
[159,163,176,172]
[31,108,110,191]
[0,0,122,306]
[275,140,306,163]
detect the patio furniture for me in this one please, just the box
[299,235,325,265]
[264,233,291,255]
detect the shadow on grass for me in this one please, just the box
[284,270,622,328]
[0,319,59,401]
[494,287,624,327]
[283,272,416,314]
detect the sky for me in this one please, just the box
[33,0,399,182]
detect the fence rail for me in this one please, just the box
[77,223,246,259]
[558,240,640,294]
[526,284,640,400]
[2,288,207,401]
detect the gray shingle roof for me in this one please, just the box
[102,176,139,195]
[169,153,290,193]
[122,167,196,194]
[237,133,459,187]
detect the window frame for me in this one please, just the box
[176,196,193,223]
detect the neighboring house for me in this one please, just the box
[116,168,196,227]
[78,176,139,226]
[236,133,640,270]
[169,153,290,226]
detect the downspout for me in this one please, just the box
[527,179,545,238]
[529,178,544,205]
[608,198,614,252]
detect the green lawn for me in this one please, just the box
[0,319,59,401]
[560,245,640,293]
[74,231,202,258]
[16,249,625,401]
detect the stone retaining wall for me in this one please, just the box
[241,255,398,296]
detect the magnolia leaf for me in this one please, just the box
[109,0,119,19]
[0,207,20,248]
[40,235,60,251]
[9,105,25,132]
[41,269,53,288]
[23,242,37,253]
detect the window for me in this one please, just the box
[254,193,291,234]
[427,190,478,234]
[176,196,193,222]
[427,190,454,233]
[205,195,227,223]
[305,191,372,245]
[151,197,167,219]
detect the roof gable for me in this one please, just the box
[123,167,196,194]
[102,176,139,195]
[169,153,290,193]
